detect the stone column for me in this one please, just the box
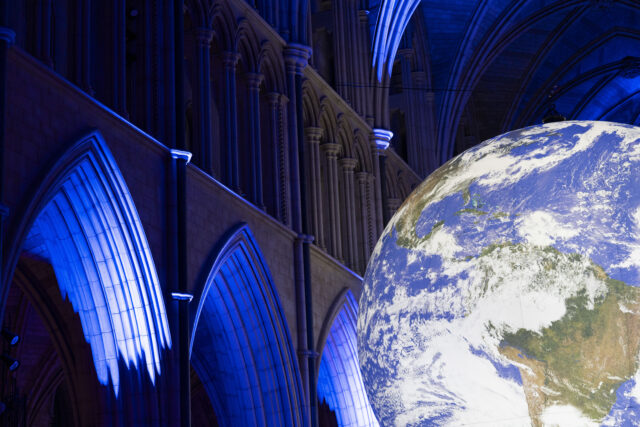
[75,0,93,94]
[340,157,358,270]
[284,43,314,426]
[268,92,291,226]
[37,0,53,67]
[0,29,15,362]
[356,171,372,273]
[359,9,374,124]
[222,51,240,191]
[371,128,393,236]
[267,93,282,219]
[305,127,325,250]
[321,142,343,262]
[113,0,127,117]
[194,28,214,174]
[246,72,265,207]
[399,49,421,174]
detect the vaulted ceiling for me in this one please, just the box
[375,0,640,160]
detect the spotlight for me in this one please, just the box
[1,329,19,346]
[1,354,19,371]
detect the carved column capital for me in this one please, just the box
[0,28,16,44]
[321,142,341,158]
[397,48,413,59]
[222,51,240,69]
[339,157,358,171]
[371,128,393,151]
[356,171,371,184]
[305,126,324,143]
[284,43,312,75]
[245,72,264,89]
[194,27,214,46]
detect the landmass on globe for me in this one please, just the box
[358,121,640,426]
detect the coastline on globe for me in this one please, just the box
[357,121,640,426]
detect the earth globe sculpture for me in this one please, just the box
[357,121,640,426]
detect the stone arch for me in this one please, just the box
[3,131,171,397]
[515,29,640,128]
[302,82,320,128]
[258,41,285,94]
[316,289,378,426]
[235,18,261,73]
[353,131,371,173]
[318,98,338,144]
[210,2,235,52]
[256,42,286,219]
[336,115,355,160]
[189,223,306,426]
[185,0,214,28]
[353,131,374,272]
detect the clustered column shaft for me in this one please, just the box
[246,72,265,207]
[340,157,358,269]
[194,27,214,174]
[356,171,372,272]
[222,51,240,191]
[321,142,343,262]
[305,127,325,250]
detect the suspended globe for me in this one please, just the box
[358,121,640,426]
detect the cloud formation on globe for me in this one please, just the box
[358,121,640,426]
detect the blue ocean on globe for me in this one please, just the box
[358,121,640,426]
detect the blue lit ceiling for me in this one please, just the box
[373,0,640,161]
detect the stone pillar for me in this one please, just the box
[371,128,393,235]
[75,0,93,94]
[399,49,421,174]
[359,9,374,125]
[222,51,240,191]
[356,171,372,272]
[267,93,281,219]
[284,43,314,426]
[268,92,291,226]
[194,27,214,174]
[246,72,265,207]
[113,0,127,117]
[305,127,325,250]
[169,148,193,427]
[321,142,343,262]
[0,28,15,342]
[340,157,358,269]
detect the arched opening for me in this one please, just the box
[0,256,85,426]
[190,224,305,426]
[1,132,171,424]
[317,290,378,426]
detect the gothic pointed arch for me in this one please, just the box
[258,41,286,94]
[4,131,171,396]
[190,223,306,426]
[302,82,320,128]
[316,288,378,426]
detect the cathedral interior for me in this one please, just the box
[0,0,638,425]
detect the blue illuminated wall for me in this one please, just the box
[190,224,305,426]
[21,132,171,395]
[317,290,378,426]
